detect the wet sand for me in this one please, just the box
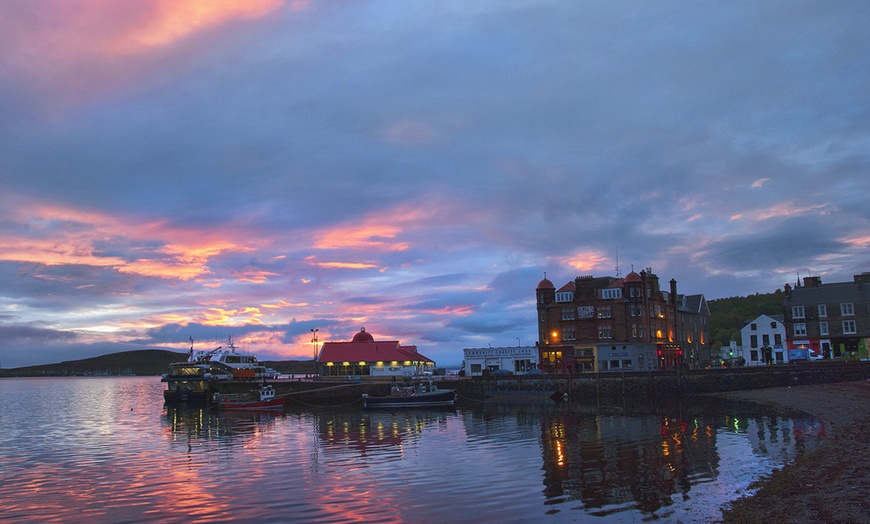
[717,380,870,523]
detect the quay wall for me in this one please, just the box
[463,361,870,402]
[209,362,870,406]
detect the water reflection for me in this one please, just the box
[315,409,453,455]
[163,405,282,451]
[534,401,824,519]
[0,378,827,523]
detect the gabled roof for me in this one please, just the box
[606,278,624,288]
[556,281,575,293]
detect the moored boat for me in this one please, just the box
[162,336,274,404]
[213,384,286,411]
[362,380,455,409]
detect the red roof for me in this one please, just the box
[625,271,642,282]
[318,340,435,364]
[556,281,575,292]
[536,277,554,290]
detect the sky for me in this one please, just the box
[1,0,869,369]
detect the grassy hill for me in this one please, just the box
[0,350,316,377]
[709,289,785,351]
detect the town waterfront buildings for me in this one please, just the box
[783,273,870,360]
[536,269,711,373]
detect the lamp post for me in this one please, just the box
[311,328,319,361]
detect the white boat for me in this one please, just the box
[162,337,273,403]
[189,336,274,381]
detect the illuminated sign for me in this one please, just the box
[577,306,594,318]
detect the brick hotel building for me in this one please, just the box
[536,269,710,373]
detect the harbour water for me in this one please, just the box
[0,377,824,523]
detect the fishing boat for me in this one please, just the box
[362,380,455,409]
[213,384,286,411]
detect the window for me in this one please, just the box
[598,325,612,339]
[621,360,632,369]
[471,364,482,374]
[792,306,805,319]
[794,323,807,337]
[762,334,770,346]
[561,308,575,321]
[774,333,782,346]
[750,323,757,331]
[770,322,777,329]
[818,304,827,317]
[819,321,829,336]
[609,360,620,369]
[750,335,758,348]
[631,324,644,338]
[601,288,622,299]
[562,327,575,341]
[750,350,759,362]
[841,303,854,316]
[556,291,573,303]
[843,320,857,334]
[597,306,611,319]
[631,304,643,317]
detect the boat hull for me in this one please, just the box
[363,389,455,409]
[164,389,210,404]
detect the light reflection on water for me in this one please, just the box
[0,377,823,523]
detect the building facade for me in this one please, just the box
[316,328,436,377]
[462,346,540,376]
[536,269,711,373]
[740,314,788,366]
[782,273,870,360]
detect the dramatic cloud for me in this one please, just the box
[1,0,868,367]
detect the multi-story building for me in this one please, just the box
[536,269,710,373]
[740,314,788,365]
[782,273,870,359]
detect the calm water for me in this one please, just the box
[0,377,824,523]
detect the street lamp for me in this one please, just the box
[311,328,319,361]
[516,338,521,347]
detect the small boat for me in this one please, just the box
[362,380,455,409]
[213,385,286,411]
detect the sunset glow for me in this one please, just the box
[1,2,867,368]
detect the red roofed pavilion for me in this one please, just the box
[317,327,436,378]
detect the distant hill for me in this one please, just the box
[0,349,316,377]
[709,289,785,351]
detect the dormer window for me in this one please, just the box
[555,291,574,303]
[601,288,622,299]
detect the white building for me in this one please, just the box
[463,346,540,376]
[740,314,788,366]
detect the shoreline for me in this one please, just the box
[716,380,870,523]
